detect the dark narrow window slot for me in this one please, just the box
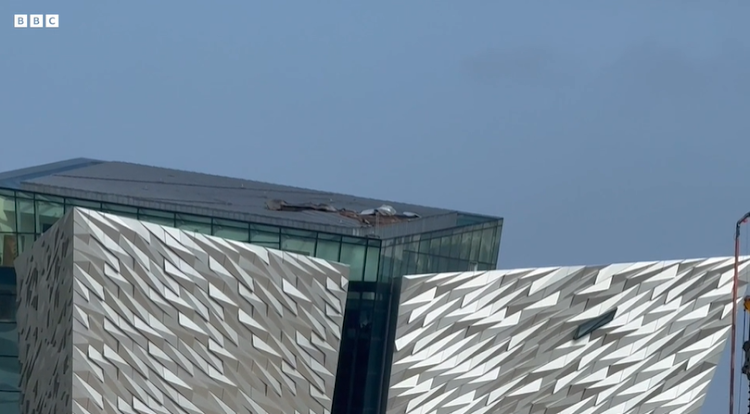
[573,308,617,340]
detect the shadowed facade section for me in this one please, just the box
[387,258,750,414]
[14,208,349,414]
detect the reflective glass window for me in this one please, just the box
[0,390,19,414]
[250,225,280,248]
[0,292,13,322]
[469,231,482,262]
[415,251,428,274]
[0,235,16,268]
[460,232,472,259]
[0,355,19,392]
[477,262,492,271]
[315,238,340,262]
[439,236,451,258]
[36,200,64,234]
[428,238,441,256]
[0,194,16,233]
[101,204,137,219]
[15,196,34,233]
[478,227,496,263]
[363,246,380,282]
[418,239,430,255]
[281,234,315,256]
[0,323,17,356]
[380,246,394,279]
[340,242,366,281]
[176,214,211,234]
[65,198,101,212]
[448,233,461,258]
[138,209,175,227]
[15,235,34,256]
[438,257,449,272]
[404,249,418,275]
[212,219,248,242]
[447,258,463,271]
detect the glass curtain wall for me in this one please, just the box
[0,268,18,414]
[333,220,503,414]
[0,190,380,281]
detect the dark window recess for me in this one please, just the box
[573,308,617,340]
[0,294,14,322]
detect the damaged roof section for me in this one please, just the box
[267,199,421,227]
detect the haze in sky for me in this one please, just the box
[2,2,750,412]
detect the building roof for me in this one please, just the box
[0,159,501,238]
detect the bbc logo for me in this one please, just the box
[14,14,59,28]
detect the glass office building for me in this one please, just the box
[0,159,503,414]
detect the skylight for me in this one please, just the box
[573,308,617,340]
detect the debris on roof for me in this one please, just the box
[266,199,337,213]
[267,200,421,227]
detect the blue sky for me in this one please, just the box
[3,1,750,412]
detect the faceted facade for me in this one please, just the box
[388,258,750,414]
[14,208,349,414]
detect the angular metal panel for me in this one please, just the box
[16,208,349,414]
[387,259,750,414]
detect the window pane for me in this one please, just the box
[253,242,279,249]
[448,259,464,272]
[439,236,451,258]
[381,246,394,280]
[391,245,406,277]
[176,214,211,234]
[340,243,366,281]
[0,291,13,323]
[281,235,315,256]
[212,220,248,242]
[315,239,340,262]
[0,355,19,392]
[0,391,19,414]
[478,228,497,263]
[250,225,280,245]
[363,246,380,282]
[459,232,472,259]
[0,235,16,267]
[469,231,482,262]
[437,257,449,272]
[15,198,34,233]
[65,198,101,212]
[0,323,17,356]
[36,201,64,234]
[404,250,418,275]
[317,233,340,241]
[138,209,175,226]
[418,239,430,255]
[415,251,429,274]
[477,262,492,271]
[16,235,34,256]
[102,203,137,217]
[448,234,461,258]
[139,215,175,227]
[281,228,316,238]
[428,238,441,256]
[0,195,15,233]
